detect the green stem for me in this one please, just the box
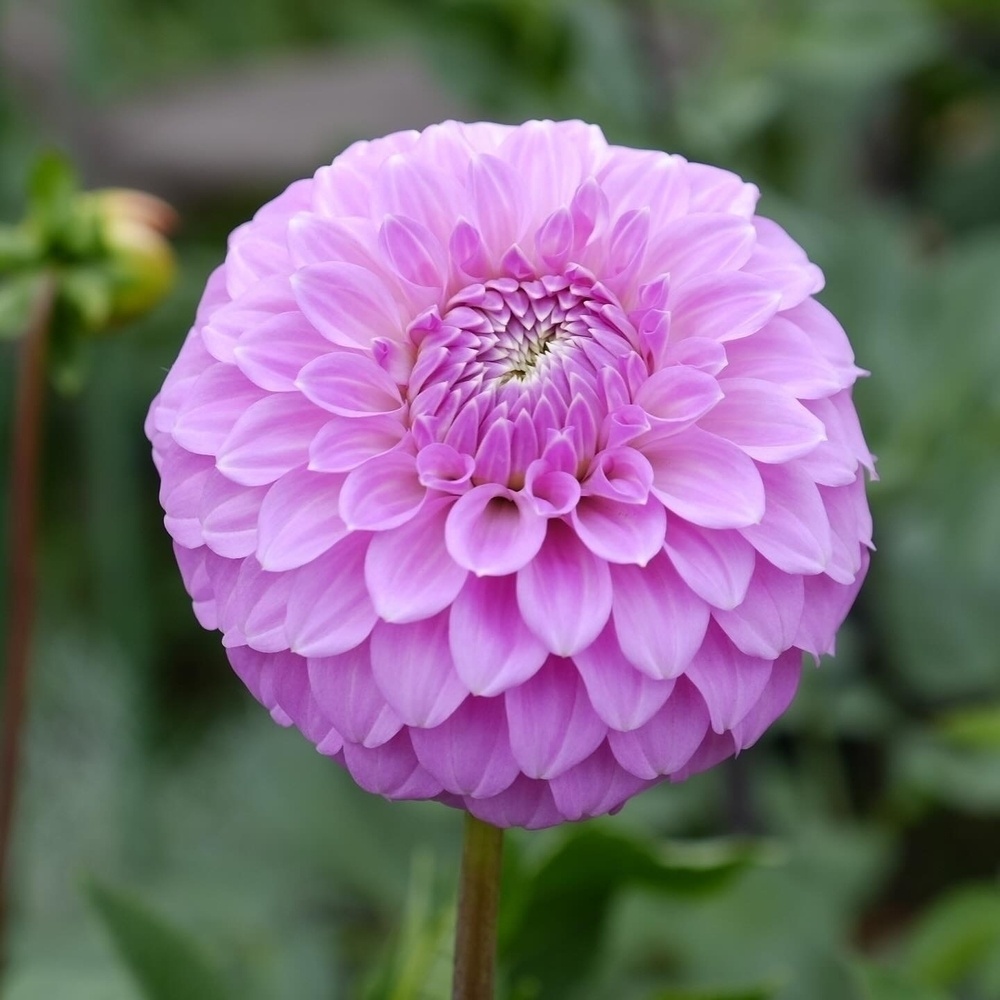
[452,813,504,1000]
[0,273,56,975]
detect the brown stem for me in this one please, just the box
[452,813,504,1000]
[0,273,56,975]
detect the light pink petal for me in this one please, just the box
[610,554,710,679]
[284,534,378,657]
[201,275,296,363]
[820,477,871,585]
[721,316,845,398]
[573,623,676,730]
[583,447,653,503]
[171,364,266,455]
[292,262,405,348]
[664,521,756,611]
[670,729,737,782]
[270,653,336,744]
[445,484,547,576]
[633,366,723,436]
[699,378,827,463]
[410,695,520,798]
[416,443,475,492]
[644,427,765,529]
[794,550,869,657]
[307,644,402,748]
[469,153,522,253]
[339,450,426,531]
[256,468,348,571]
[378,214,448,288]
[570,494,666,566]
[216,394,329,486]
[227,645,270,707]
[504,656,607,779]
[448,574,549,696]
[516,520,613,656]
[712,560,805,659]
[224,558,294,653]
[685,162,759,216]
[369,612,469,728]
[684,624,774,734]
[160,448,213,547]
[608,678,711,779]
[465,775,563,831]
[177,544,217,629]
[644,213,756,286]
[784,298,859,373]
[296,352,403,416]
[548,743,648,821]
[740,463,833,576]
[372,153,459,242]
[670,272,780,343]
[233,312,329,392]
[308,414,406,474]
[743,216,825,309]
[730,648,802,748]
[342,731,443,799]
[364,499,467,623]
[286,212,381,269]
[199,469,267,558]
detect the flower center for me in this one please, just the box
[405,268,643,485]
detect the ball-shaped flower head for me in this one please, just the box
[147,120,874,829]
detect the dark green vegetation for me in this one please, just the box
[2,0,1000,997]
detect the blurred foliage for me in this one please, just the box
[2,0,1000,997]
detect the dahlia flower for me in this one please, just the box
[147,120,873,829]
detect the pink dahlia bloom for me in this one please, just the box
[147,120,874,829]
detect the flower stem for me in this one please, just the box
[0,273,56,974]
[452,813,504,1000]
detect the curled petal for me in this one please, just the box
[445,484,546,576]
[570,495,666,566]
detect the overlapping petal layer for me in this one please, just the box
[148,120,874,828]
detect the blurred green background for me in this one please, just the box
[2,0,1000,997]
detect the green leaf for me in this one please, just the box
[501,828,766,1000]
[854,963,949,1000]
[0,271,44,340]
[939,704,1000,750]
[649,986,775,1000]
[0,223,42,271]
[900,886,1000,990]
[85,877,232,1000]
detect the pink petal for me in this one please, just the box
[339,450,426,531]
[570,494,666,566]
[608,678,711,779]
[410,695,520,797]
[573,623,676,730]
[448,575,549,696]
[286,212,381,270]
[670,729,737,782]
[670,272,780,343]
[465,775,563,831]
[730,648,802,748]
[633,366,724,437]
[307,644,402,748]
[469,153,522,253]
[296,352,403,416]
[308,414,406,474]
[216,394,329,486]
[445,484,547,576]
[644,427,765,529]
[712,560,805,659]
[740,463,833,575]
[233,312,329,392]
[664,521,756,610]
[416,443,475,492]
[342,731,444,799]
[224,558,294,653]
[644,213,756,286]
[284,534,378,657]
[199,469,267,558]
[364,499,467,623]
[794,550,869,657]
[504,656,607,779]
[698,378,827,463]
[292,262,405,348]
[256,468,348,571]
[160,447,214,547]
[516,520,613,656]
[378,214,447,288]
[370,613,468,728]
[610,554,710,679]
[201,276,296,363]
[171,364,266,455]
[684,624,774,734]
[743,216,824,309]
[548,743,648,821]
